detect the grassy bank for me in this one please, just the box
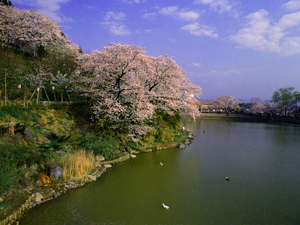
[0,105,188,222]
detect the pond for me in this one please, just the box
[19,118,300,224]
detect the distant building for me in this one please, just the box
[200,104,224,113]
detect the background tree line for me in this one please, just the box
[200,87,299,117]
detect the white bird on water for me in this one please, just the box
[162,203,169,209]
[160,162,163,166]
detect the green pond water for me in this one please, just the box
[19,118,300,224]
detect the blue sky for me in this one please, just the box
[13,0,300,101]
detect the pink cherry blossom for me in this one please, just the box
[0,5,72,56]
[73,43,202,134]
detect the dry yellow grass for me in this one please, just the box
[62,150,95,180]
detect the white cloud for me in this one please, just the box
[144,29,154,33]
[178,11,200,21]
[201,68,243,77]
[282,0,300,11]
[142,6,219,39]
[193,63,202,67]
[104,12,126,21]
[181,22,218,38]
[145,6,200,21]
[158,6,178,15]
[281,37,300,55]
[142,12,157,20]
[135,28,154,34]
[101,12,131,36]
[13,0,72,23]
[194,0,240,17]
[230,9,300,56]
[278,11,300,28]
[121,0,145,4]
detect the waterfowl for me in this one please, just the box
[162,203,169,209]
[160,162,163,166]
[225,177,229,180]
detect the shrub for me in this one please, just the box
[18,110,33,128]
[37,139,66,163]
[141,111,182,144]
[0,124,9,136]
[0,108,41,127]
[5,109,19,118]
[150,120,174,143]
[127,141,144,150]
[0,144,29,167]
[0,164,22,194]
[162,112,181,129]
[79,131,119,159]
[142,135,155,143]
[0,144,31,194]
[0,110,5,117]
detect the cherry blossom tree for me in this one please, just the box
[292,91,300,117]
[73,43,153,131]
[262,101,280,115]
[73,43,202,134]
[250,98,280,115]
[26,69,48,88]
[50,71,74,102]
[0,5,72,56]
[212,96,241,112]
[249,98,264,114]
[25,63,50,103]
[142,55,202,118]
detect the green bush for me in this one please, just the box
[162,112,181,129]
[151,125,174,143]
[142,111,182,144]
[79,131,119,159]
[0,125,9,135]
[0,107,40,124]
[5,109,19,118]
[18,110,34,128]
[37,136,69,163]
[127,141,144,150]
[0,164,22,194]
[0,144,32,194]
[142,135,155,143]
[0,110,5,117]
